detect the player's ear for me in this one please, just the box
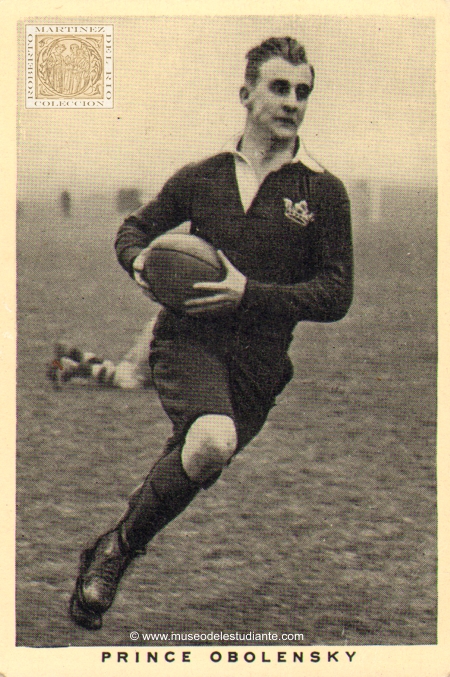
[239,85,252,109]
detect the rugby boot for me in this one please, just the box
[69,529,138,629]
[69,590,103,631]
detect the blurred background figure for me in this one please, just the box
[60,190,72,218]
[116,188,142,214]
[47,317,156,389]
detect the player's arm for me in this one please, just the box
[239,174,353,323]
[115,164,195,280]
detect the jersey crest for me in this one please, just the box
[283,198,315,227]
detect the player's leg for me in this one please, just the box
[69,337,237,629]
[69,334,292,629]
[70,442,232,631]
[69,413,237,630]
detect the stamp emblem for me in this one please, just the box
[37,37,103,98]
[26,25,113,108]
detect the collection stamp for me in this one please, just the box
[25,25,113,108]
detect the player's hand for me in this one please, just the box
[184,250,247,315]
[133,247,159,302]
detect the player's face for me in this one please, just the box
[242,57,313,141]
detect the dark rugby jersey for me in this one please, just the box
[115,151,353,342]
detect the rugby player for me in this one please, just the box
[69,36,353,630]
[47,318,156,390]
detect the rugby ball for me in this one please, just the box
[142,233,225,313]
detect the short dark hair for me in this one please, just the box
[245,37,314,90]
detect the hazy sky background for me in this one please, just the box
[17,16,436,200]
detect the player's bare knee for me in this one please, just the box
[181,415,237,482]
[184,414,237,465]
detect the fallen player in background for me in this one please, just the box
[47,318,156,389]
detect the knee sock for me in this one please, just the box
[118,445,201,552]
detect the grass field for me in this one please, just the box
[16,190,437,647]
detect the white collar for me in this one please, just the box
[222,134,324,173]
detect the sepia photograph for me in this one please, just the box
[10,8,444,672]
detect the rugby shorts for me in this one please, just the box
[149,330,293,453]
